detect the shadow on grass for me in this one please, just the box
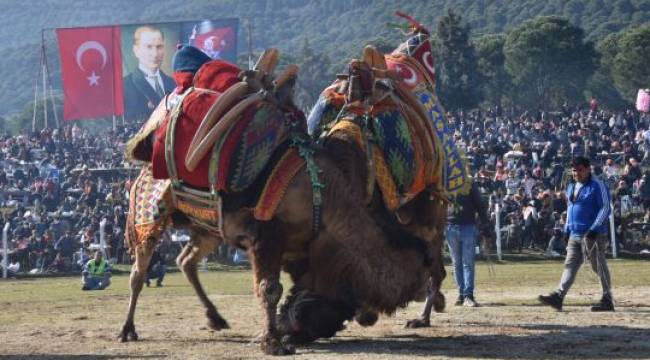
[0,355,163,359]
[307,324,649,359]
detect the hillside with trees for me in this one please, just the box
[0,0,649,129]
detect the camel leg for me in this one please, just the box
[119,244,154,342]
[401,232,445,328]
[406,197,447,329]
[177,231,229,331]
[250,235,294,356]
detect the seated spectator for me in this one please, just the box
[47,251,68,273]
[1,253,21,276]
[81,251,111,290]
[603,158,621,178]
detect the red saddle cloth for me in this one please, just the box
[151,60,241,188]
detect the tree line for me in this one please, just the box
[439,12,649,111]
[2,0,649,132]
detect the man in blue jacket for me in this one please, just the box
[539,156,614,311]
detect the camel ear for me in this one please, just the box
[254,48,280,79]
[275,65,299,107]
[275,64,299,88]
[363,45,387,71]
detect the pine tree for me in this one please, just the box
[435,10,482,110]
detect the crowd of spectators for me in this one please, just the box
[0,123,138,275]
[2,100,650,276]
[449,101,650,255]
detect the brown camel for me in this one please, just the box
[118,49,434,356]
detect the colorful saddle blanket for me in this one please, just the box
[150,60,293,193]
[125,165,173,257]
[308,88,434,209]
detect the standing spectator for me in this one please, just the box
[447,180,490,307]
[54,230,76,262]
[638,171,650,210]
[521,200,539,250]
[538,156,614,312]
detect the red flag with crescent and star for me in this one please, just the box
[190,26,235,61]
[57,26,124,120]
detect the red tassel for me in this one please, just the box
[395,11,429,35]
[395,11,421,29]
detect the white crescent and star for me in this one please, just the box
[75,41,108,86]
[394,64,418,85]
[422,51,436,76]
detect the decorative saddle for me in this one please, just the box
[307,12,470,210]
[125,48,310,234]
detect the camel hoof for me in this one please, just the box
[433,292,446,313]
[261,335,296,356]
[119,323,138,342]
[207,312,230,331]
[405,318,430,329]
[128,332,139,341]
[355,310,379,327]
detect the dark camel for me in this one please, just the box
[301,15,460,332]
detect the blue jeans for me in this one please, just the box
[82,275,111,290]
[447,224,477,298]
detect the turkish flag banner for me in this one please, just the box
[57,26,124,120]
[191,27,236,60]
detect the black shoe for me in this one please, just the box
[156,281,163,287]
[81,285,90,291]
[538,292,563,311]
[145,280,150,287]
[591,297,614,312]
[454,295,464,306]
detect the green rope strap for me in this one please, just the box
[290,130,325,236]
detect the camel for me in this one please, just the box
[293,13,472,334]
[118,48,435,355]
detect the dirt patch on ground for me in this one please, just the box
[1,270,649,359]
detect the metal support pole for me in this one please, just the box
[609,200,617,258]
[495,202,502,261]
[41,36,48,129]
[99,218,109,260]
[32,49,43,133]
[3,223,10,279]
[246,18,253,69]
[42,29,59,128]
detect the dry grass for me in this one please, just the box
[1,259,649,359]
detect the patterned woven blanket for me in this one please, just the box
[125,165,173,256]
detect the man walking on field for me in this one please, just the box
[539,156,614,312]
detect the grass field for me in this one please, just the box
[1,259,649,359]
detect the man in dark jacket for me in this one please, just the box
[447,179,490,307]
[539,156,614,311]
[123,25,176,123]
